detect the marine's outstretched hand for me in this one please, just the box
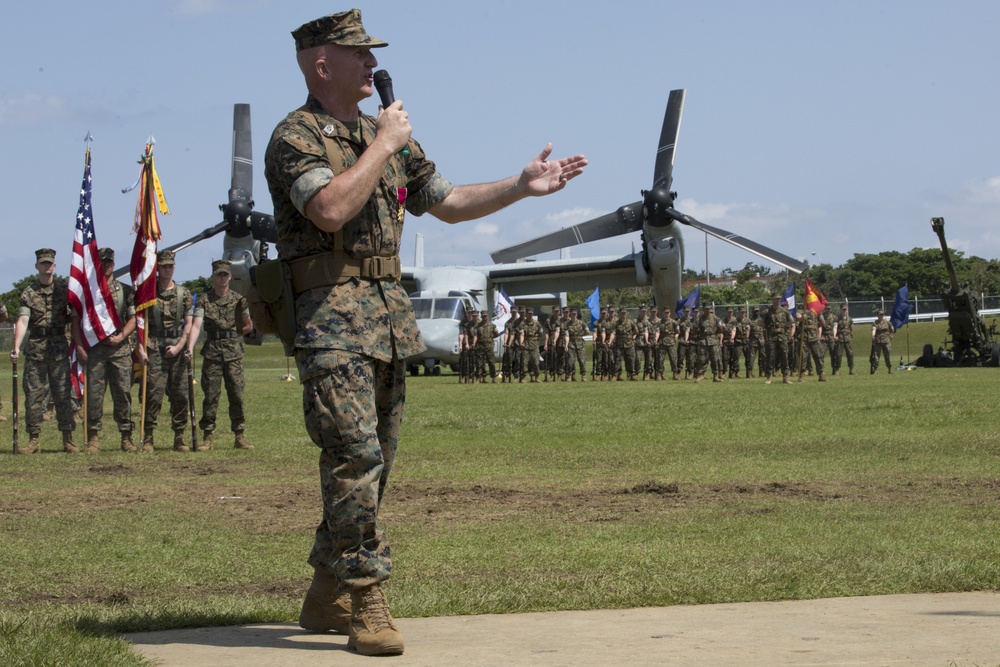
[518,143,588,196]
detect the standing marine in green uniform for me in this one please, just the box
[74,247,137,454]
[10,249,78,453]
[187,259,254,450]
[136,250,197,452]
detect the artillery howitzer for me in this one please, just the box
[929,217,999,367]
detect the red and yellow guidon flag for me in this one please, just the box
[804,277,828,315]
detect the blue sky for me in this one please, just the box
[2,0,999,291]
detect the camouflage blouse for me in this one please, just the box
[19,277,72,356]
[152,283,195,344]
[264,96,454,379]
[199,289,248,362]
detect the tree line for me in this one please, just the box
[568,247,1000,310]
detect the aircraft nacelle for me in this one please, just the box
[222,232,262,300]
[639,220,684,310]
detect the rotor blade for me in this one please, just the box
[652,89,685,192]
[665,209,809,273]
[490,200,643,264]
[231,103,253,202]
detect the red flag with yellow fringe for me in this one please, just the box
[127,140,168,349]
[804,277,828,315]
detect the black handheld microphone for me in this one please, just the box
[373,69,395,108]
[373,69,408,156]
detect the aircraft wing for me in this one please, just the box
[485,255,639,297]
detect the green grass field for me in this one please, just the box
[1,321,998,665]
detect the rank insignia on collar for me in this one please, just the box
[323,124,336,136]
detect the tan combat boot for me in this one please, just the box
[0,412,7,422]
[234,431,253,450]
[299,569,352,634]
[62,431,79,454]
[818,373,828,382]
[173,432,190,452]
[782,374,792,385]
[120,432,136,453]
[85,430,101,454]
[141,431,155,453]
[199,431,213,451]
[348,584,404,656]
[18,435,41,454]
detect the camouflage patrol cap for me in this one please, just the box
[212,259,232,275]
[771,292,782,299]
[157,249,176,266]
[753,307,760,313]
[35,248,56,263]
[480,310,488,317]
[292,9,388,52]
[99,247,115,262]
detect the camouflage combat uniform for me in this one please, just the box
[871,315,894,373]
[143,281,196,436]
[476,313,498,381]
[197,288,249,435]
[611,311,638,380]
[657,311,680,379]
[798,309,826,380]
[84,275,135,438]
[695,310,723,381]
[19,277,76,437]
[835,308,854,374]
[520,312,542,381]
[763,300,794,381]
[634,310,653,379]
[564,313,588,380]
[264,94,452,589]
[749,310,766,377]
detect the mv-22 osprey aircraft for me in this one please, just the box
[120,90,807,375]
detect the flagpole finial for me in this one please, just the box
[84,131,94,145]
[147,135,156,146]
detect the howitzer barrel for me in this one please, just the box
[931,217,960,292]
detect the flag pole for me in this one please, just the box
[81,136,92,439]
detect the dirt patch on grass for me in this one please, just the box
[4,467,999,534]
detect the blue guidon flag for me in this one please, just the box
[585,286,600,327]
[890,285,912,330]
[675,285,701,318]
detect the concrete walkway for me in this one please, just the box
[126,591,1000,666]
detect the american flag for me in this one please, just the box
[69,346,86,400]
[68,149,121,349]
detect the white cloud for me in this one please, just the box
[0,92,68,127]
[472,222,498,236]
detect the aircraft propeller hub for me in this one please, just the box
[222,199,253,236]
[642,188,677,227]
